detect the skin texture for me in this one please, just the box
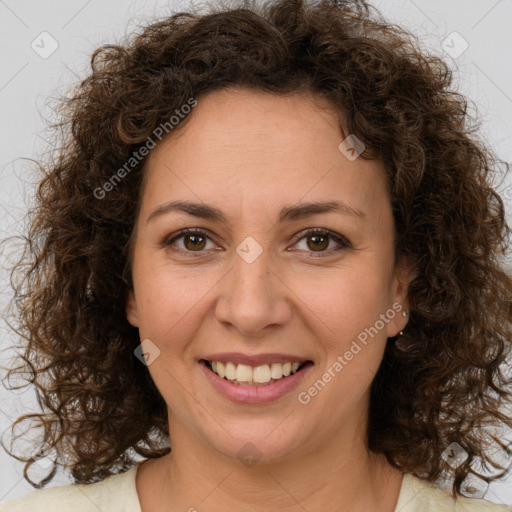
[5,0,512,497]
[125,87,414,511]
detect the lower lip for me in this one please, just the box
[199,360,313,404]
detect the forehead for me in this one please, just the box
[140,88,390,222]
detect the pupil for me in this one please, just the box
[185,234,205,250]
[308,235,328,251]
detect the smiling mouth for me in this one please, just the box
[201,359,313,386]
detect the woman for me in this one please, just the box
[1,0,512,510]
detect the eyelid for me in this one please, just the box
[291,227,351,248]
[163,227,351,256]
[162,227,218,254]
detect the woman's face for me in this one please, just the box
[126,87,412,464]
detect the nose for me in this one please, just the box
[213,244,292,338]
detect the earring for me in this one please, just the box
[398,310,409,336]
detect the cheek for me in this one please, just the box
[133,238,393,350]
[133,254,218,335]
[294,263,392,343]
[298,274,391,415]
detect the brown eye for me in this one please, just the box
[164,228,214,253]
[306,233,329,251]
[183,233,207,251]
[292,228,350,257]
[163,227,350,258]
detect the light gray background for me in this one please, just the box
[1,0,511,506]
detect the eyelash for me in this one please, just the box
[162,227,351,258]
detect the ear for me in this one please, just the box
[125,288,140,328]
[386,255,416,338]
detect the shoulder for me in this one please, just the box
[0,465,141,512]
[396,473,512,512]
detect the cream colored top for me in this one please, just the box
[1,464,511,511]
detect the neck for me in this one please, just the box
[136,420,404,512]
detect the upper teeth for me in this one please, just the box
[210,361,303,385]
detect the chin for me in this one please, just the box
[205,423,307,467]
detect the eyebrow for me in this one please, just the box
[146,199,366,224]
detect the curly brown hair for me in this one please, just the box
[2,0,512,499]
